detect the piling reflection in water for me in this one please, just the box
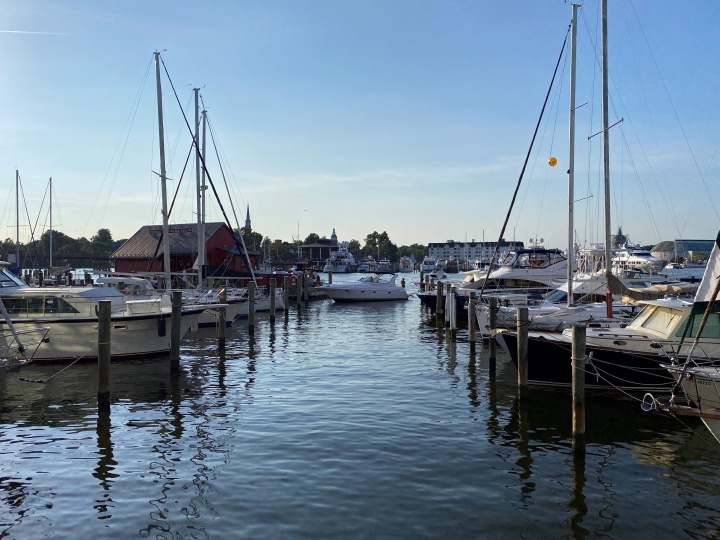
[1,282,720,538]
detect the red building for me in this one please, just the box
[111,222,256,280]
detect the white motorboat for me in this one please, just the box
[323,243,358,273]
[358,257,378,273]
[376,259,393,274]
[457,247,568,296]
[419,247,568,312]
[96,275,243,327]
[0,263,205,363]
[444,258,459,273]
[319,274,409,303]
[612,243,666,273]
[398,256,414,273]
[420,256,437,273]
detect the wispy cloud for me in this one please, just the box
[0,30,67,35]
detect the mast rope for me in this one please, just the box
[159,55,257,286]
[477,25,570,302]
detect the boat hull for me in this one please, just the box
[321,287,408,302]
[498,330,674,391]
[0,309,204,363]
[197,301,242,327]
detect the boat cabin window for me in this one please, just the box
[638,306,684,333]
[2,296,80,315]
[499,252,518,265]
[676,310,720,339]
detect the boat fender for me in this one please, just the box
[157,317,166,337]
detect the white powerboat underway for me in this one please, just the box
[0,263,205,363]
[319,274,409,303]
[612,243,666,273]
[323,243,358,273]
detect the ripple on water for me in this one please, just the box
[2,290,720,538]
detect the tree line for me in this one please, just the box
[1,226,428,269]
[240,228,427,266]
[1,228,120,269]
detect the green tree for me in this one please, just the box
[91,228,113,244]
[363,231,398,261]
[236,226,265,254]
[348,239,361,257]
[304,233,320,244]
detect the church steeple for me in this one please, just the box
[245,205,251,230]
[331,228,337,242]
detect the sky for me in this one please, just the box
[1,0,719,251]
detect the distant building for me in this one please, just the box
[299,228,339,266]
[427,239,524,262]
[652,239,715,262]
[111,222,255,277]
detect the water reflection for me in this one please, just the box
[93,407,116,518]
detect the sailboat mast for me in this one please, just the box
[15,170,19,270]
[154,52,172,292]
[601,0,613,317]
[200,107,207,280]
[49,177,53,271]
[567,3,578,307]
[194,87,203,288]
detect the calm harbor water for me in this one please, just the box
[2,272,720,539]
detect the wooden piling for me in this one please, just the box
[269,278,276,324]
[170,290,182,373]
[328,271,333,284]
[488,297,498,373]
[445,283,453,328]
[97,300,111,412]
[283,276,290,323]
[296,274,302,307]
[303,274,309,303]
[517,307,529,388]
[425,275,430,293]
[218,289,227,342]
[435,280,443,317]
[448,285,456,331]
[419,271,425,291]
[248,281,256,335]
[468,292,477,343]
[571,325,586,453]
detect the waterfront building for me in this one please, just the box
[427,239,524,265]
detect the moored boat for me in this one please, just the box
[0,262,205,363]
[319,274,408,303]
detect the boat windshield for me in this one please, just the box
[0,268,27,288]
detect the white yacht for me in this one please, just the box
[398,256,414,273]
[323,243,358,273]
[0,263,205,363]
[376,259,393,274]
[612,243,666,273]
